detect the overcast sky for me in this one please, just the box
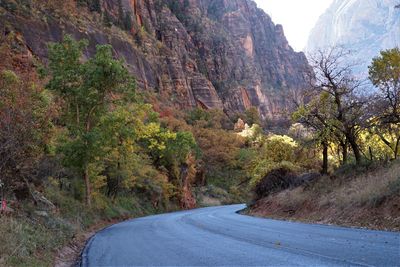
[254,0,333,51]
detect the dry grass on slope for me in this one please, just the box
[250,161,400,231]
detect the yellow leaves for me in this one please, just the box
[138,122,176,151]
[291,106,307,121]
[248,134,302,187]
[319,91,331,102]
[121,174,137,190]
[237,124,262,140]
[267,134,298,148]
[360,127,399,160]
[0,70,19,85]
[369,48,400,86]
[88,162,107,190]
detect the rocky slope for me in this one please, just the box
[306,0,400,77]
[0,0,310,119]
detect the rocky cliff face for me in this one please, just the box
[0,0,310,119]
[306,0,400,77]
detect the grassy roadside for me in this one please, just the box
[0,185,173,267]
[249,161,400,231]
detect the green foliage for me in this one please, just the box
[360,122,400,160]
[369,48,400,127]
[44,36,203,208]
[46,35,136,204]
[369,48,400,93]
[244,106,261,126]
[186,108,213,126]
[262,135,298,162]
[248,135,302,187]
[162,131,199,164]
[186,108,231,129]
[366,48,400,161]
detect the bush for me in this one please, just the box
[253,168,298,201]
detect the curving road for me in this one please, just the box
[81,204,400,266]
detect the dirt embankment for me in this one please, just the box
[248,162,400,231]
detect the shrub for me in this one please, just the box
[250,161,300,187]
[253,168,298,201]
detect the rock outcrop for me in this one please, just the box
[0,0,310,119]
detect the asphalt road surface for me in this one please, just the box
[81,204,400,266]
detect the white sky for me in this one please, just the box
[254,0,334,51]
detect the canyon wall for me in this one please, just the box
[0,0,311,118]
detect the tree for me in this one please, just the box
[46,36,135,206]
[369,48,400,124]
[293,91,336,174]
[308,47,367,164]
[369,48,400,159]
[97,104,172,198]
[244,106,261,127]
[0,70,52,196]
[249,134,301,187]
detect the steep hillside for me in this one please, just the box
[0,0,310,119]
[249,161,400,231]
[306,0,400,77]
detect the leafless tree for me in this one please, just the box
[307,47,368,164]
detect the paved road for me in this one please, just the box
[81,204,400,266]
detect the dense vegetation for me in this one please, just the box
[0,2,399,265]
[0,30,266,264]
[1,34,399,266]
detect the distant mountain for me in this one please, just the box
[306,0,400,77]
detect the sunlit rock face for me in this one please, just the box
[306,0,400,78]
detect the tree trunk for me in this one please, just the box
[369,147,373,161]
[394,136,400,160]
[377,133,397,160]
[340,141,348,165]
[84,167,91,206]
[348,135,362,164]
[322,141,329,174]
[84,116,93,206]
